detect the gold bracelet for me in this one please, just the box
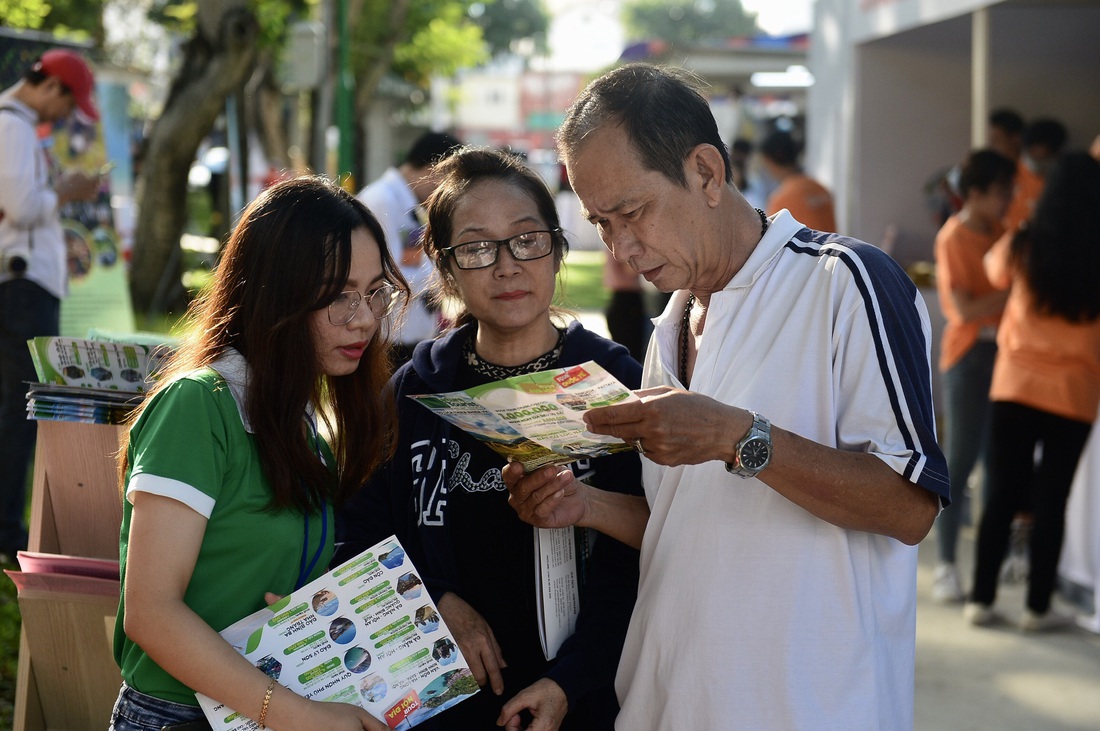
[258,678,276,729]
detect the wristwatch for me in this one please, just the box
[726,411,772,478]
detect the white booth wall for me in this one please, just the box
[808,0,1100,627]
[809,0,1100,267]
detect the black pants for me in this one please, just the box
[0,279,59,555]
[970,401,1092,613]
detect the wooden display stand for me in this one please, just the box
[12,421,125,731]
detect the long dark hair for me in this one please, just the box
[421,146,569,326]
[123,176,409,511]
[1010,152,1100,323]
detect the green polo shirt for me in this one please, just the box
[113,367,335,705]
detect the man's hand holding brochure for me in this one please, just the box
[407,360,638,471]
[409,360,637,661]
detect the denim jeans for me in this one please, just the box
[935,341,996,564]
[108,683,208,731]
[0,279,59,554]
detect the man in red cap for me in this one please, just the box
[0,49,103,562]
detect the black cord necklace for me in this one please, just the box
[679,208,770,388]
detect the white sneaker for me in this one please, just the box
[1018,608,1075,632]
[1000,520,1032,584]
[931,563,965,603]
[963,602,998,627]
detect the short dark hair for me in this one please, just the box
[759,131,802,168]
[1023,118,1067,154]
[405,131,462,169]
[957,149,1015,197]
[557,63,733,187]
[989,108,1024,136]
[24,67,49,85]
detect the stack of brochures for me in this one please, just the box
[23,335,172,424]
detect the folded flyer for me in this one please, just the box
[533,526,591,661]
[408,360,637,471]
[196,537,478,730]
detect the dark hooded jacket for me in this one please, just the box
[336,320,642,727]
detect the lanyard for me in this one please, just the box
[296,414,328,590]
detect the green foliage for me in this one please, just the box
[472,0,549,58]
[0,0,101,40]
[0,0,51,28]
[622,0,759,46]
[351,0,489,90]
[393,3,488,84]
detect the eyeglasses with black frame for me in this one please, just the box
[327,282,405,326]
[441,229,560,270]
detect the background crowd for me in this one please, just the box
[2,42,1098,731]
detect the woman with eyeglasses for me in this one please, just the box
[336,147,642,731]
[109,176,407,731]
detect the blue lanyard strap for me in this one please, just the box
[296,414,329,590]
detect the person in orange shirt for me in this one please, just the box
[931,149,1015,602]
[990,117,1068,579]
[1001,118,1067,236]
[760,130,837,232]
[965,152,1100,631]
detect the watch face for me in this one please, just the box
[740,437,771,471]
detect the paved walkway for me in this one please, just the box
[914,528,1100,730]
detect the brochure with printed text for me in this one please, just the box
[410,361,628,660]
[196,536,478,730]
[27,335,166,392]
[407,360,637,471]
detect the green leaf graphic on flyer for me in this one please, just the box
[245,626,266,654]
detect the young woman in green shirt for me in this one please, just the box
[109,176,408,730]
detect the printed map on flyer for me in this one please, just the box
[196,537,478,730]
[408,360,638,471]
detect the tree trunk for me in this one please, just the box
[130,3,259,315]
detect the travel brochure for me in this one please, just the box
[196,536,478,730]
[409,361,633,660]
[407,360,637,471]
[24,335,170,424]
[27,335,166,392]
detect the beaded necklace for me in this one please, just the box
[464,326,567,381]
[679,208,770,387]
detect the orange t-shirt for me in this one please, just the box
[766,174,837,232]
[1002,159,1043,236]
[934,214,1004,371]
[985,236,1100,423]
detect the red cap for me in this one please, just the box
[35,49,99,122]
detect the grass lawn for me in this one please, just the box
[560,249,610,313]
